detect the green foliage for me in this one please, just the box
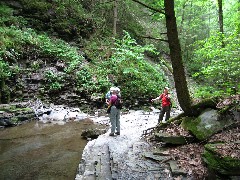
[74,66,111,96]
[37,34,85,71]
[192,86,224,99]
[30,61,40,71]
[0,27,24,56]
[191,31,240,94]
[223,0,240,33]
[1,84,10,104]
[64,57,83,73]
[73,31,168,99]
[15,0,93,40]
[19,0,51,11]
[0,58,11,80]
[141,0,164,20]
[0,4,14,26]
[0,4,26,27]
[0,58,11,103]
[0,26,84,64]
[84,40,111,61]
[43,70,63,91]
[76,67,107,93]
[89,31,168,99]
[1,0,238,106]
[0,25,85,98]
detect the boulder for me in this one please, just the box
[0,103,36,127]
[181,108,237,141]
[143,151,171,162]
[167,160,188,177]
[81,128,107,139]
[203,143,240,176]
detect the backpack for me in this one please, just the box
[114,97,122,109]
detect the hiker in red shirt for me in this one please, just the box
[151,87,171,123]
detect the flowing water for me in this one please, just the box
[0,119,104,180]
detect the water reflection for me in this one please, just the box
[0,119,105,179]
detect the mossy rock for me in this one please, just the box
[154,132,195,145]
[181,109,235,141]
[181,116,211,140]
[0,103,35,126]
[0,104,32,113]
[203,143,240,176]
[1,85,11,104]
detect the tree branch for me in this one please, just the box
[139,35,168,43]
[131,0,166,15]
[98,0,115,5]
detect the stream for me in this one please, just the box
[0,104,107,180]
[0,101,182,180]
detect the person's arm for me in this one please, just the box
[105,91,110,104]
[151,94,162,102]
[107,98,112,105]
[165,94,171,100]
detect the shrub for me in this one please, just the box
[191,30,240,95]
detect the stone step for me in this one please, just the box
[96,144,112,180]
[75,144,112,180]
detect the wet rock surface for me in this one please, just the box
[0,103,36,127]
[75,109,182,180]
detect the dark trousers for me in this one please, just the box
[158,105,171,123]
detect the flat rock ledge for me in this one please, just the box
[74,110,184,180]
[75,138,171,180]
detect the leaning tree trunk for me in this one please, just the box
[164,0,193,115]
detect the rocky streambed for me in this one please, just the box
[2,98,239,180]
[75,108,183,180]
[0,100,182,180]
[75,96,240,180]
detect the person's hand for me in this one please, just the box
[151,99,154,102]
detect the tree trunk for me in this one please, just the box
[217,0,224,47]
[179,0,187,34]
[164,0,193,115]
[113,0,118,37]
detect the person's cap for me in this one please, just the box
[110,87,115,92]
[164,87,169,90]
[115,87,120,92]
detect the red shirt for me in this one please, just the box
[159,93,171,107]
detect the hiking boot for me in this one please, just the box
[109,133,114,136]
[115,132,120,135]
